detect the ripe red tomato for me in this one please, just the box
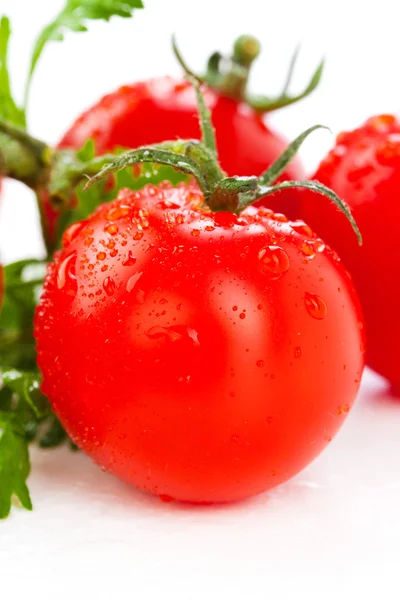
[299,114,400,392]
[35,183,364,503]
[59,78,303,182]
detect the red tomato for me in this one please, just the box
[35,183,364,503]
[300,114,400,391]
[59,78,303,181]
[42,78,304,246]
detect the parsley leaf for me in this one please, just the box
[0,17,26,128]
[0,412,32,519]
[25,0,144,110]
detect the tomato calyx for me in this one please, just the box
[173,35,324,113]
[85,77,362,244]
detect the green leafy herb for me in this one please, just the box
[0,412,32,519]
[1,0,143,128]
[0,17,26,128]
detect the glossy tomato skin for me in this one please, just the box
[59,77,303,210]
[300,114,400,391]
[35,184,364,503]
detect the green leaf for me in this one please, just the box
[0,412,32,519]
[25,0,144,111]
[1,369,47,419]
[0,16,26,127]
[0,259,46,370]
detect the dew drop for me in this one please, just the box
[239,313,246,320]
[258,245,290,279]
[301,239,325,258]
[57,252,77,290]
[290,220,314,237]
[256,360,265,368]
[126,272,143,293]
[63,221,87,247]
[191,229,201,237]
[146,326,183,343]
[106,205,131,221]
[294,347,302,358]
[133,231,144,241]
[304,292,327,319]
[103,276,116,296]
[97,252,106,261]
[232,305,238,312]
[122,251,137,266]
[104,223,119,235]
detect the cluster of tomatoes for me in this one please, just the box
[1,31,398,505]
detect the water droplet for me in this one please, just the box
[257,304,263,310]
[191,229,201,237]
[106,205,131,221]
[294,347,302,358]
[63,221,87,247]
[159,298,168,305]
[231,434,239,443]
[301,239,325,258]
[104,223,119,235]
[146,326,183,343]
[290,220,314,237]
[97,252,106,261]
[110,249,118,258]
[239,313,246,320]
[57,253,77,290]
[272,213,288,222]
[103,277,116,296]
[258,245,290,279]
[205,225,215,232]
[122,251,137,266]
[256,360,265,368]
[337,404,350,415]
[126,272,143,293]
[304,292,327,319]
[187,327,200,346]
[232,306,238,311]
[133,231,144,241]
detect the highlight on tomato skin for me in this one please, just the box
[34,183,365,504]
[299,114,400,392]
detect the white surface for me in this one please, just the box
[1,0,400,597]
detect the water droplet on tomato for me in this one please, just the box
[304,292,327,319]
[366,114,396,133]
[258,245,290,279]
[294,347,302,358]
[272,213,288,222]
[301,239,325,258]
[104,223,118,235]
[239,313,246,320]
[126,272,143,293]
[191,229,201,237]
[122,251,137,266]
[106,205,131,221]
[232,306,238,311]
[133,231,143,241]
[256,360,265,368]
[103,276,116,296]
[62,221,87,247]
[97,252,106,261]
[146,326,183,343]
[56,253,77,290]
[290,220,314,237]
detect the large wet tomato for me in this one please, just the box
[300,114,400,391]
[35,183,364,503]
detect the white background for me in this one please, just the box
[1,0,400,597]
